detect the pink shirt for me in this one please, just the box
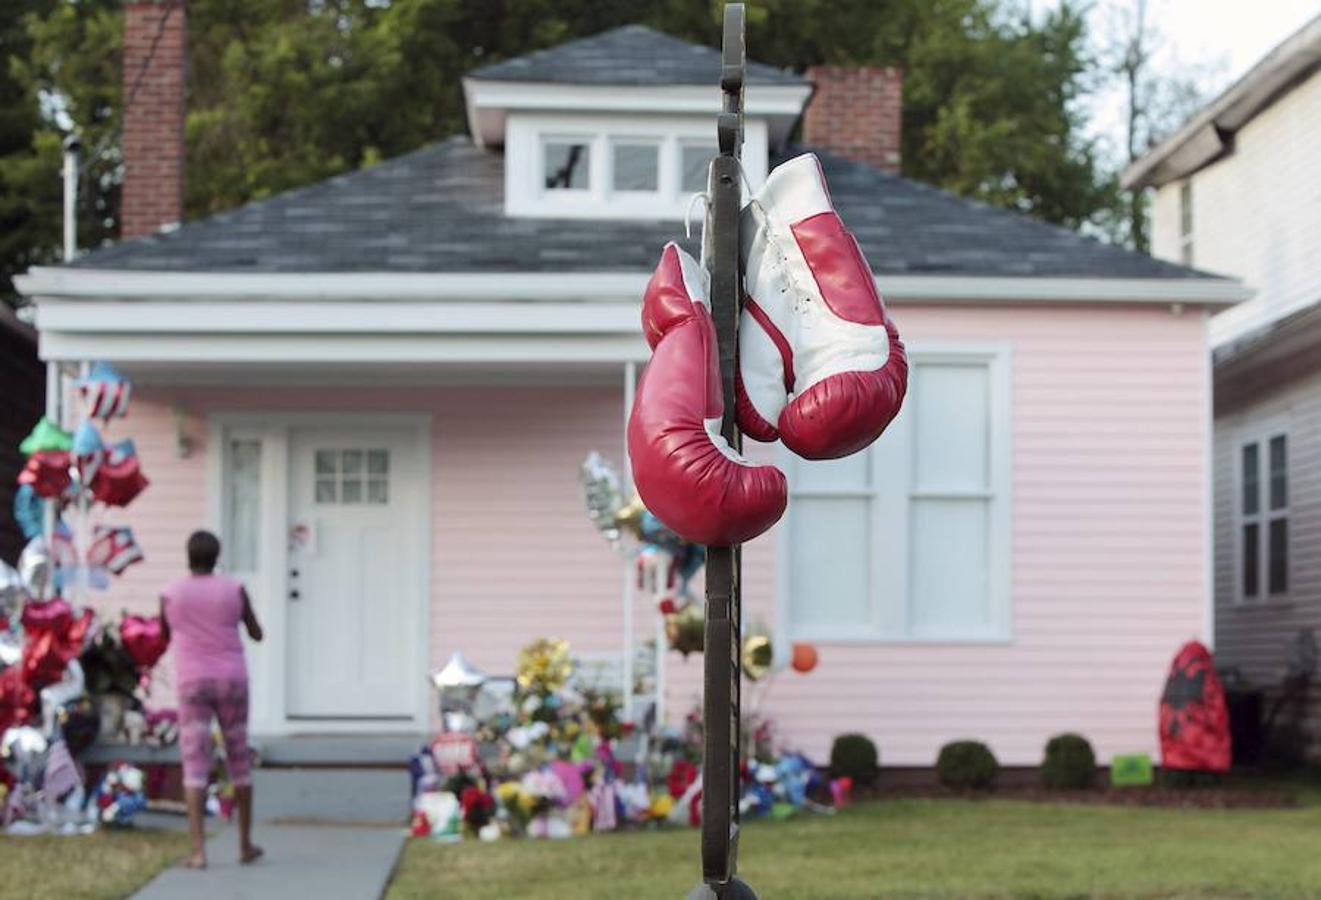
[162,574,248,688]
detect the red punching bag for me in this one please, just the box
[1159,640,1231,773]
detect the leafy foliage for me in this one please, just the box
[937,739,999,790]
[829,732,879,787]
[4,0,1128,307]
[1040,732,1097,789]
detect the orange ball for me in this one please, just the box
[791,643,819,674]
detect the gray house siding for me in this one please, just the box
[1214,361,1321,762]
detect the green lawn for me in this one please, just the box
[0,827,191,900]
[388,796,1321,899]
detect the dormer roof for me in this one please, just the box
[466,24,805,86]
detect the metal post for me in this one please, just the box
[691,6,756,899]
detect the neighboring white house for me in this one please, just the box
[1126,12,1321,762]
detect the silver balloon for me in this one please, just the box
[0,561,25,617]
[1,726,49,786]
[18,537,53,599]
[0,632,20,668]
[580,451,624,545]
[430,652,487,690]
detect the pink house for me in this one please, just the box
[18,13,1247,766]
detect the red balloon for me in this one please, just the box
[791,643,819,674]
[121,614,170,671]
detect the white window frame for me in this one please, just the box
[775,343,1013,643]
[505,112,768,220]
[1234,416,1290,604]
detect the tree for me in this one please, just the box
[1103,0,1214,251]
[4,0,1126,305]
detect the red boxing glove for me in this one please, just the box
[736,153,908,460]
[628,243,787,547]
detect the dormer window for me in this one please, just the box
[507,115,759,220]
[543,140,591,190]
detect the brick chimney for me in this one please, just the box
[803,66,903,174]
[121,0,185,239]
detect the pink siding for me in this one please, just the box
[746,303,1210,765]
[97,301,1209,767]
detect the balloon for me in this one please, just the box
[0,561,25,617]
[0,632,21,668]
[791,643,819,674]
[77,361,132,421]
[580,452,625,545]
[71,421,105,484]
[12,485,45,541]
[1,725,49,784]
[742,635,773,682]
[18,537,53,597]
[18,451,72,499]
[664,603,704,657]
[18,417,72,455]
[90,440,150,507]
[120,615,169,670]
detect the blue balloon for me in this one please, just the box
[13,485,45,541]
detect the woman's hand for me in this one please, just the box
[240,587,264,642]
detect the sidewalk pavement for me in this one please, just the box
[132,821,405,900]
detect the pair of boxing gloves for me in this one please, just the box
[627,153,908,547]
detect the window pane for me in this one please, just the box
[789,498,869,630]
[1241,443,1259,515]
[681,144,715,192]
[1269,518,1288,594]
[367,450,389,475]
[315,450,337,475]
[544,141,590,190]
[342,450,363,474]
[225,440,261,571]
[367,478,389,504]
[316,479,337,504]
[910,499,991,634]
[612,143,658,191]
[341,479,363,504]
[913,363,989,492]
[1179,181,1193,238]
[795,453,869,492]
[1269,435,1287,510]
[1242,522,1259,597]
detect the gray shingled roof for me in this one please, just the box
[466,24,804,86]
[70,137,1211,279]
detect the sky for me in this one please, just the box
[1038,0,1320,163]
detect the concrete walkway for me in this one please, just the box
[133,820,405,899]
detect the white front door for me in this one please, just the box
[286,426,422,722]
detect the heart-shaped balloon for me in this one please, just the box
[20,597,73,637]
[120,615,169,671]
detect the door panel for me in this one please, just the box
[287,427,419,720]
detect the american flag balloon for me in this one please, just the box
[78,361,132,421]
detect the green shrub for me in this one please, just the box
[937,740,999,790]
[829,733,879,787]
[1040,733,1097,789]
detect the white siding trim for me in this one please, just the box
[18,267,1249,306]
[774,341,1013,644]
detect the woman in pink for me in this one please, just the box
[160,529,264,869]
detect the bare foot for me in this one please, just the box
[184,852,207,870]
[240,844,265,865]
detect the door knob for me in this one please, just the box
[289,569,299,578]
[289,590,300,600]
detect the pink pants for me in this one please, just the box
[178,678,252,789]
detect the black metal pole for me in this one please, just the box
[691,6,756,899]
